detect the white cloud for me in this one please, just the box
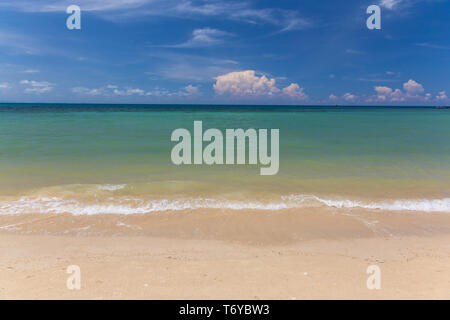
[0,82,10,89]
[169,28,233,48]
[343,93,357,102]
[329,94,338,101]
[403,79,424,95]
[126,88,145,95]
[415,43,450,50]
[23,69,40,73]
[72,85,145,96]
[72,87,103,95]
[213,70,309,99]
[436,91,448,101]
[0,30,41,55]
[185,84,199,94]
[0,1,310,32]
[149,52,238,82]
[0,0,151,12]
[373,79,430,102]
[379,0,402,9]
[214,70,280,96]
[374,86,405,101]
[346,49,364,55]
[113,87,145,96]
[71,84,193,98]
[282,83,307,100]
[175,1,310,32]
[20,79,54,93]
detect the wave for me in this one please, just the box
[97,184,127,191]
[0,194,449,215]
[283,195,450,213]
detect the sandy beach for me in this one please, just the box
[2,0,450,302]
[1,209,450,300]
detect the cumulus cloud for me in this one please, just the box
[329,94,338,101]
[373,79,428,102]
[213,70,307,99]
[343,93,357,102]
[282,83,307,100]
[20,79,54,93]
[214,70,280,96]
[185,84,199,94]
[436,91,448,101]
[374,86,404,101]
[403,79,424,95]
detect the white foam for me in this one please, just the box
[284,194,450,212]
[97,184,126,191]
[0,194,449,215]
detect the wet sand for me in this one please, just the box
[1,209,450,299]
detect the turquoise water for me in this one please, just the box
[0,104,449,214]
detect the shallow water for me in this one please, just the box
[1,104,449,215]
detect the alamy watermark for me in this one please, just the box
[366,5,381,30]
[66,5,81,30]
[66,265,81,290]
[170,121,279,175]
[366,265,381,290]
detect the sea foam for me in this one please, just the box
[0,195,449,215]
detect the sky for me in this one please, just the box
[0,0,449,105]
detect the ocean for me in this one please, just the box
[0,104,449,215]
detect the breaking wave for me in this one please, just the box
[0,194,449,215]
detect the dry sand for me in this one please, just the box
[1,209,450,299]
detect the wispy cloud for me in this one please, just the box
[345,49,364,55]
[163,28,234,48]
[20,80,54,94]
[23,69,40,74]
[415,42,450,50]
[357,77,400,83]
[72,83,200,97]
[72,86,104,96]
[0,82,10,89]
[0,31,41,55]
[0,0,310,32]
[147,52,240,81]
[72,85,146,96]
[0,0,152,12]
[379,0,403,10]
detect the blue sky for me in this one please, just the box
[0,0,449,105]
